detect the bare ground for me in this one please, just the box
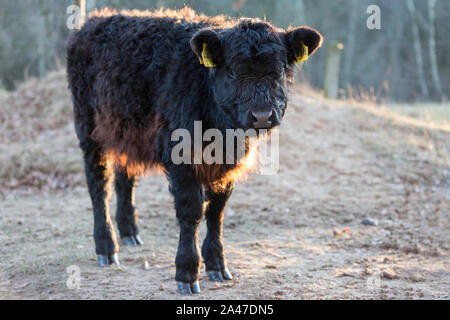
[0,71,449,299]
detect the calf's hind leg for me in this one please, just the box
[114,170,143,246]
[79,138,120,266]
[202,183,234,282]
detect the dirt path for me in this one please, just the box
[0,77,449,299]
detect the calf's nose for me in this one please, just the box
[251,110,273,129]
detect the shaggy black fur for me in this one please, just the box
[66,7,322,295]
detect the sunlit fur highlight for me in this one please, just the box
[192,136,260,191]
[91,109,164,177]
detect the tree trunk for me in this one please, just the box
[324,42,344,99]
[37,0,47,78]
[388,4,403,103]
[428,0,443,100]
[342,0,358,90]
[75,0,86,28]
[406,0,429,99]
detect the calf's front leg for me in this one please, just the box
[166,165,204,295]
[202,183,234,282]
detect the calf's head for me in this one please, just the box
[191,20,322,131]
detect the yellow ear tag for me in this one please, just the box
[200,43,216,67]
[294,42,309,63]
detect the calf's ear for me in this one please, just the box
[283,26,323,65]
[190,29,222,67]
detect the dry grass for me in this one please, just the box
[306,85,450,188]
[0,70,83,190]
[387,103,450,128]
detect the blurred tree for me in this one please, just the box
[0,0,449,102]
[342,0,358,89]
[407,0,429,99]
[428,0,443,101]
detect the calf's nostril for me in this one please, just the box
[251,111,258,122]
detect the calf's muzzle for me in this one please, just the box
[251,110,274,129]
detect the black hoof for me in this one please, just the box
[207,270,224,282]
[122,236,136,246]
[222,268,233,280]
[134,234,144,245]
[207,268,233,282]
[98,255,109,267]
[177,281,201,295]
[97,254,120,267]
[191,281,201,294]
[110,253,120,265]
[122,235,144,246]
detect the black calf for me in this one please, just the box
[66,7,322,294]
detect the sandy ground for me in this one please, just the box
[0,71,449,299]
